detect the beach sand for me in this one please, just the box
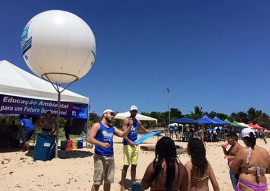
[1,134,269,191]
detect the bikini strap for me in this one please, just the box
[256,167,261,184]
[246,147,252,165]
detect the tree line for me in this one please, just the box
[89,106,270,129]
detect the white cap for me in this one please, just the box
[241,128,255,138]
[102,109,117,116]
[130,105,138,111]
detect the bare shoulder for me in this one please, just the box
[178,162,188,174]
[91,122,100,130]
[184,161,192,169]
[258,146,270,157]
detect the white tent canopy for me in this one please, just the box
[238,122,252,128]
[0,60,89,104]
[115,111,157,123]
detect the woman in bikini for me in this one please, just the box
[141,136,188,191]
[230,128,270,191]
[185,138,220,191]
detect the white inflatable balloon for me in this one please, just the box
[21,10,96,84]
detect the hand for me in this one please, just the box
[221,145,226,149]
[102,142,111,149]
[129,141,135,147]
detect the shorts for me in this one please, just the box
[22,129,35,142]
[123,145,139,166]
[93,154,115,185]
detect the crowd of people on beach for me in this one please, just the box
[87,105,270,191]
[1,106,270,190]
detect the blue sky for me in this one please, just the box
[1,1,270,116]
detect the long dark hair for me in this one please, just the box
[152,137,180,191]
[243,132,256,149]
[187,138,208,177]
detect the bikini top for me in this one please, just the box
[191,175,209,182]
[243,147,266,184]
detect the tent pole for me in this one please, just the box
[42,73,79,159]
[55,92,61,158]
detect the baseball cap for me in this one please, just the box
[130,105,138,111]
[102,109,117,116]
[241,128,255,138]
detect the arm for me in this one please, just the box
[221,145,228,156]
[184,161,192,191]
[266,153,270,174]
[141,163,154,190]
[208,163,220,191]
[114,118,132,137]
[138,120,151,134]
[87,123,110,149]
[121,118,134,146]
[179,163,189,191]
[230,148,244,174]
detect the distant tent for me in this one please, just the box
[224,119,232,127]
[231,121,244,127]
[224,119,232,125]
[238,122,251,128]
[248,123,257,129]
[255,124,263,130]
[115,111,157,123]
[170,117,198,124]
[197,115,218,125]
[212,116,228,126]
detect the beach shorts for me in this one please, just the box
[123,145,139,166]
[22,129,35,142]
[93,154,115,185]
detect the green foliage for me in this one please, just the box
[188,106,204,119]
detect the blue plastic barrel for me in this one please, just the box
[33,133,55,161]
[77,140,83,149]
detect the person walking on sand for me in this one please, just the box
[185,138,220,191]
[88,109,132,191]
[120,105,151,191]
[263,128,268,144]
[221,132,242,190]
[230,128,270,191]
[141,136,189,191]
[19,114,35,152]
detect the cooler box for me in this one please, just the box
[60,140,67,150]
[33,133,55,161]
[67,140,73,150]
[77,140,83,149]
[72,139,78,149]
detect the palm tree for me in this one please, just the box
[188,106,204,119]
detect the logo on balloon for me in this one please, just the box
[21,22,32,56]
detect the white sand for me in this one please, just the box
[1,135,269,191]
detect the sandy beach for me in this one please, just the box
[1,134,269,191]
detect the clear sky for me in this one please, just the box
[1,0,270,116]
